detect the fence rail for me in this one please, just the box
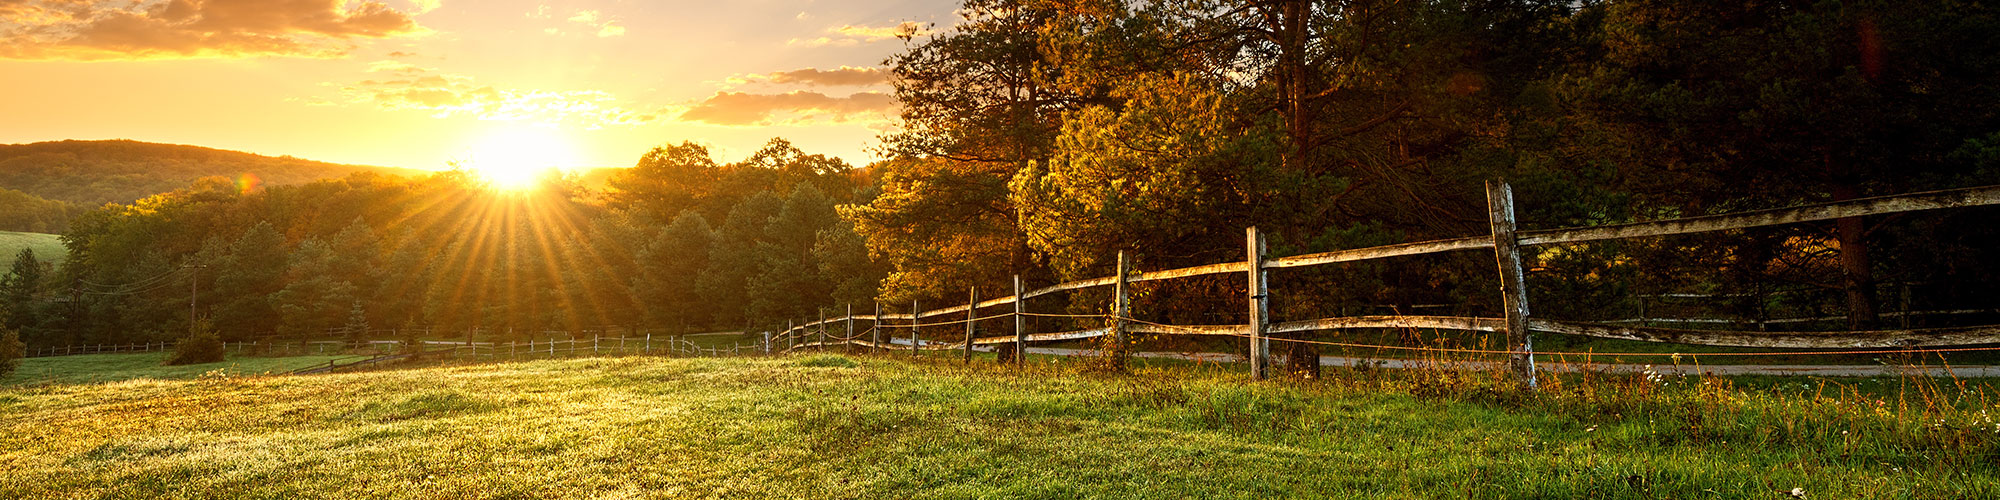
[774,181,2000,386]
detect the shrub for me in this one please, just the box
[0,328,23,377]
[166,318,226,366]
[799,354,858,368]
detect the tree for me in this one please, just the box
[271,238,357,338]
[636,211,715,333]
[166,317,224,366]
[0,327,22,377]
[696,192,783,328]
[210,222,287,340]
[2,248,46,332]
[1566,0,2000,329]
[343,300,369,350]
[606,142,723,222]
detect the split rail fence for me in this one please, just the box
[776,181,2000,387]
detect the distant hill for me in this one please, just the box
[0,140,428,207]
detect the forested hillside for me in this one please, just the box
[0,140,425,207]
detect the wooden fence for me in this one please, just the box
[775,181,2000,387]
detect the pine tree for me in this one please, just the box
[1,248,44,332]
[211,222,287,340]
[343,300,369,350]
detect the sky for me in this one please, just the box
[0,0,960,172]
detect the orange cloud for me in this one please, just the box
[679,91,895,126]
[0,0,428,60]
[734,66,887,87]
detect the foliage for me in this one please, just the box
[0,188,82,233]
[0,328,21,378]
[797,353,858,368]
[165,318,224,366]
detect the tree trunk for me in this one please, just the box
[1831,184,1879,330]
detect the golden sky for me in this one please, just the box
[0,0,954,171]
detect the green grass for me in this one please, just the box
[2,352,354,386]
[0,230,64,271]
[3,352,1998,498]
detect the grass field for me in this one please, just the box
[3,352,1999,498]
[0,230,64,271]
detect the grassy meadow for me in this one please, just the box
[3,352,1999,498]
[0,230,63,270]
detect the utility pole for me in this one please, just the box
[182,261,208,333]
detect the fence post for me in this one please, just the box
[910,299,920,357]
[846,303,855,354]
[964,286,978,363]
[763,331,771,355]
[818,309,827,349]
[1246,226,1270,381]
[1013,275,1025,366]
[872,302,883,353]
[1485,179,1537,388]
[1114,250,1131,371]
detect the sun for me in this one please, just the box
[462,128,582,190]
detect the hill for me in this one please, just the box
[0,231,64,272]
[0,140,428,207]
[3,353,1996,498]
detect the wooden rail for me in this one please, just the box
[774,182,2000,383]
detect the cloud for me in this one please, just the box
[336,62,664,128]
[0,0,430,60]
[788,21,928,47]
[679,91,895,126]
[540,7,621,38]
[731,66,887,87]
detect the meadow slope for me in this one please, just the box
[2,354,1997,499]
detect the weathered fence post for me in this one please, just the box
[1246,227,1270,380]
[1013,275,1025,366]
[646,333,652,353]
[787,319,796,351]
[846,303,855,354]
[1485,179,1537,388]
[910,299,920,357]
[872,302,883,353]
[1113,250,1131,371]
[593,334,600,354]
[818,309,828,348]
[763,331,771,355]
[964,287,978,363]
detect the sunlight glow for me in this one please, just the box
[462,128,582,190]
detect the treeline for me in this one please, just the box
[0,140,423,207]
[0,187,82,233]
[0,139,882,346]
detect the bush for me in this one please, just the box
[0,328,23,377]
[166,319,226,366]
[799,354,858,368]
